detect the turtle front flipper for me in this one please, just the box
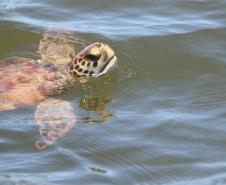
[34,98,76,150]
[37,30,85,65]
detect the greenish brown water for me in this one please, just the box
[1,0,226,184]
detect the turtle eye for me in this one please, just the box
[85,54,101,62]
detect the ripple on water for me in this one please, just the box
[1,0,226,184]
[0,0,226,37]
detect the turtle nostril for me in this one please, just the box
[93,61,98,68]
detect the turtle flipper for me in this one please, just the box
[34,98,76,150]
[37,30,85,65]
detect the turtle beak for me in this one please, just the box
[96,43,117,76]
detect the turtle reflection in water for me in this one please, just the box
[79,96,115,124]
[0,31,117,149]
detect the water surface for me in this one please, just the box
[1,0,226,184]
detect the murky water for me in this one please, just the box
[1,0,226,184]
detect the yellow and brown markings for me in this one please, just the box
[67,42,107,78]
[68,56,93,77]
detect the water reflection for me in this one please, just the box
[79,95,115,124]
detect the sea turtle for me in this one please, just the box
[0,31,117,149]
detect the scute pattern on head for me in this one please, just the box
[68,42,117,78]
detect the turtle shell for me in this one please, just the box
[0,57,63,111]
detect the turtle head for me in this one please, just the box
[68,42,117,78]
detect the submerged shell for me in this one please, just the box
[0,57,68,111]
[0,56,76,149]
